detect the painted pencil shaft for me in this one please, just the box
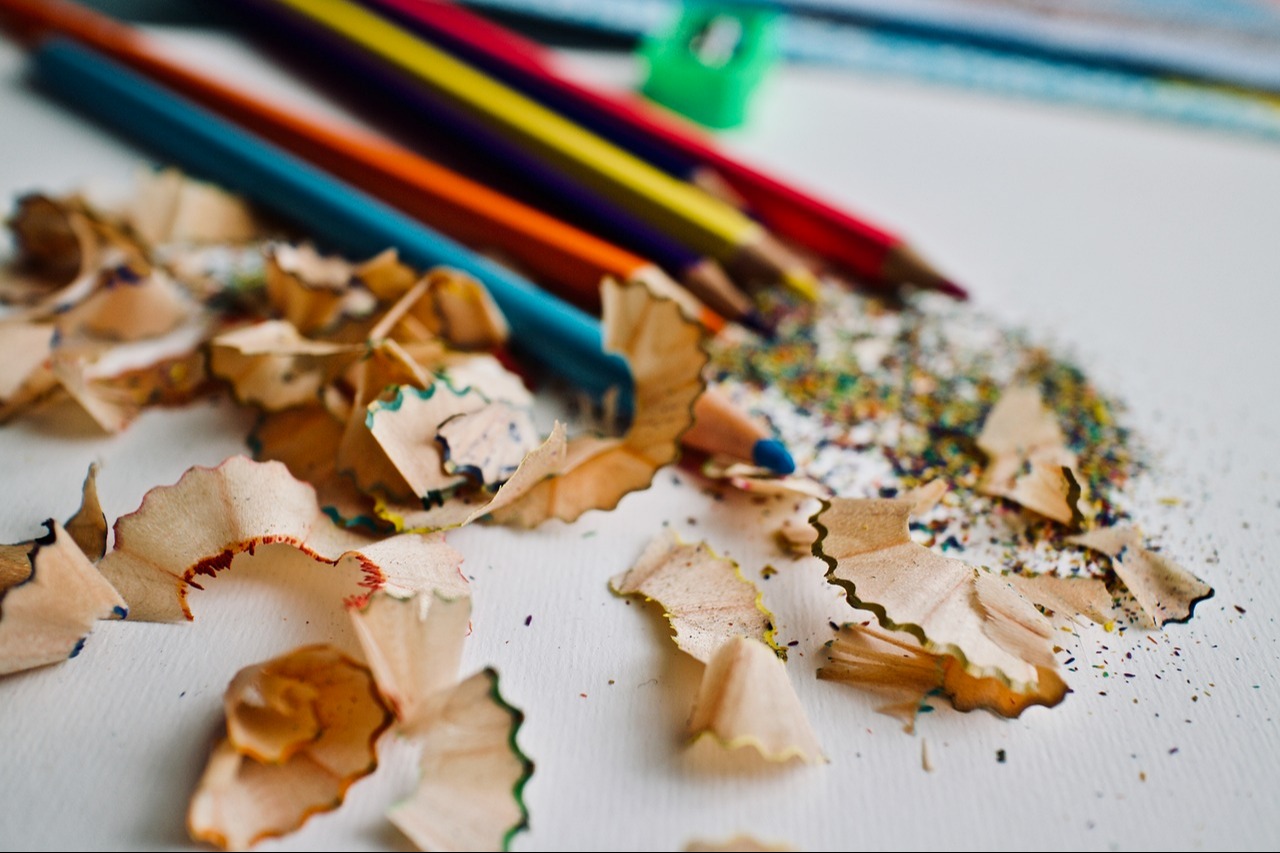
[31,38,631,403]
[5,8,790,469]
[238,0,815,296]
[361,0,962,296]
[0,1,654,301]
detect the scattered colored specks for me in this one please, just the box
[708,284,1144,596]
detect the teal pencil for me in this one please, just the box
[30,37,631,404]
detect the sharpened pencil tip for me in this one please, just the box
[935,278,969,300]
[782,268,821,302]
[752,438,796,476]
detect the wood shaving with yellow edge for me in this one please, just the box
[610,529,783,663]
[687,637,825,765]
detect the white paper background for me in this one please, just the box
[1,28,1278,852]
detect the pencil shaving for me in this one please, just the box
[490,277,707,526]
[818,621,1066,729]
[387,668,532,852]
[346,592,532,851]
[265,243,377,334]
[350,590,470,734]
[48,348,143,432]
[334,339,437,500]
[368,269,507,350]
[977,385,1083,525]
[188,645,393,851]
[435,353,532,408]
[1005,572,1114,625]
[0,520,125,676]
[250,405,381,529]
[367,383,489,500]
[350,248,418,301]
[687,637,824,764]
[96,456,466,621]
[408,269,510,349]
[377,422,569,532]
[610,529,781,663]
[128,168,261,247]
[437,401,540,488]
[0,320,57,417]
[55,264,194,341]
[209,320,361,411]
[5,192,138,298]
[1068,525,1212,627]
[6,193,97,285]
[66,463,108,561]
[814,495,1062,694]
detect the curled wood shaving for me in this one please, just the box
[701,459,831,499]
[96,456,465,621]
[376,422,569,533]
[367,383,488,501]
[0,321,57,419]
[610,530,781,663]
[65,462,108,561]
[389,270,509,350]
[351,248,418,301]
[437,401,540,488]
[1068,525,1212,627]
[1005,573,1114,626]
[210,320,361,411]
[0,520,125,676]
[249,405,381,530]
[977,385,1083,526]
[818,622,1067,730]
[489,277,707,526]
[687,637,824,764]
[128,168,261,247]
[335,339,437,501]
[265,243,377,335]
[187,645,393,851]
[387,668,532,852]
[350,590,471,734]
[56,264,194,342]
[814,495,1062,695]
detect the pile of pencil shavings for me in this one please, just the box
[0,172,1216,851]
[0,170,713,849]
[0,169,708,533]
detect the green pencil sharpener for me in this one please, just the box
[639,3,780,130]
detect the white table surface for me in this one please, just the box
[2,26,1279,853]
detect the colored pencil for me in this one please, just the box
[18,30,793,473]
[234,0,820,301]
[0,0,742,334]
[361,0,966,298]
[32,38,628,400]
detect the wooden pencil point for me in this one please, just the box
[880,243,968,300]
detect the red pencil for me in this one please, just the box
[360,0,965,299]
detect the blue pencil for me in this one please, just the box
[30,37,632,406]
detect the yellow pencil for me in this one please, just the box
[261,0,818,300]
